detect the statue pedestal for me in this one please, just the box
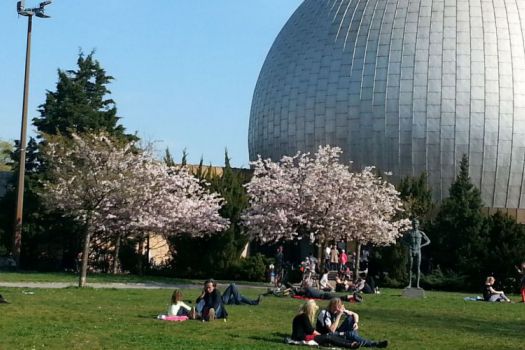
[403,287,425,299]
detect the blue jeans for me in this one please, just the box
[222,283,259,305]
[335,316,377,347]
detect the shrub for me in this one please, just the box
[227,253,270,282]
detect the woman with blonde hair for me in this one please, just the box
[483,276,511,302]
[316,298,388,348]
[291,300,360,348]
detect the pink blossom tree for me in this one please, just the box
[243,146,409,265]
[40,133,228,287]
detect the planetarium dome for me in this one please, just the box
[249,0,525,209]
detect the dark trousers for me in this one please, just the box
[336,316,377,347]
[314,334,358,349]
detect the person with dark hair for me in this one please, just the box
[221,283,261,305]
[293,286,362,303]
[192,279,228,321]
[354,274,374,294]
[483,276,511,302]
[316,298,388,348]
[291,300,360,349]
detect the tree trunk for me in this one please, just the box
[354,241,362,282]
[79,229,92,288]
[137,236,144,276]
[112,233,122,275]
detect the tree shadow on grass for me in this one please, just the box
[245,332,289,345]
[364,307,522,341]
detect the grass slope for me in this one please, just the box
[0,286,522,350]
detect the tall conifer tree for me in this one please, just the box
[429,154,485,277]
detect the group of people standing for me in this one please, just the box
[326,245,355,272]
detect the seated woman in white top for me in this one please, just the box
[320,268,333,292]
[158,289,192,319]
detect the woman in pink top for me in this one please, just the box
[339,250,348,271]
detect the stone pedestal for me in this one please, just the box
[403,287,425,298]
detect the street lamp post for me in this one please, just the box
[13,0,52,267]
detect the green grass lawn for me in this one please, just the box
[0,271,265,287]
[0,284,522,350]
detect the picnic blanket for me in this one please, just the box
[292,295,324,301]
[157,315,189,322]
[463,296,484,301]
[284,337,319,346]
[284,337,343,349]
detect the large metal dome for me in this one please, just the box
[249,0,525,208]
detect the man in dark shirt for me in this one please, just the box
[195,279,228,321]
[316,298,388,348]
[291,301,360,348]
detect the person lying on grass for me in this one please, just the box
[483,276,511,303]
[291,299,360,349]
[316,298,388,348]
[289,284,362,303]
[190,279,228,321]
[221,283,261,305]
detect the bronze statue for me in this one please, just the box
[403,218,430,289]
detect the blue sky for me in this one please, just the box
[0,0,302,167]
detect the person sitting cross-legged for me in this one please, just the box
[316,298,388,348]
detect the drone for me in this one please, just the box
[17,1,52,18]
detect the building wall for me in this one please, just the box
[249,0,525,209]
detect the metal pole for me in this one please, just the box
[13,14,33,267]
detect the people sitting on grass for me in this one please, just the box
[354,274,374,294]
[221,283,261,305]
[516,262,525,303]
[483,276,511,303]
[335,272,354,292]
[291,299,361,348]
[320,268,333,292]
[191,279,228,321]
[316,298,388,348]
[157,289,191,320]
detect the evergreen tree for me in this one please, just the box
[429,155,486,278]
[163,148,175,167]
[181,148,188,167]
[33,51,135,140]
[397,172,434,220]
[0,140,13,171]
[170,150,251,278]
[480,212,525,292]
[1,51,135,269]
